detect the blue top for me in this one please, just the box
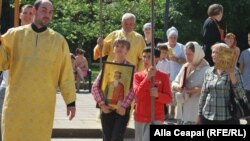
[238,48,250,90]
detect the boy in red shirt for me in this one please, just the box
[133,47,172,141]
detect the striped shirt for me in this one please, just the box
[91,60,135,108]
[198,67,246,120]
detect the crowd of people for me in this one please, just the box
[0,1,250,141]
[91,3,250,141]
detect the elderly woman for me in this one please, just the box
[172,42,210,124]
[197,43,246,124]
[164,26,186,119]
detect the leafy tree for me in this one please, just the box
[4,0,250,62]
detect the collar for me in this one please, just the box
[121,29,133,36]
[31,23,47,33]
[212,67,227,75]
[192,59,209,70]
[112,59,128,64]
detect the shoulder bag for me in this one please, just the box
[228,84,250,119]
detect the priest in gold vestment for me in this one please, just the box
[0,0,76,141]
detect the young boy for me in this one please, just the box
[92,38,134,141]
[156,43,171,120]
[133,47,172,141]
[156,43,171,76]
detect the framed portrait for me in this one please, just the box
[100,62,135,109]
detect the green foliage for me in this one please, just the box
[18,0,250,59]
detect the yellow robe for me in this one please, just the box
[0,25,76,141]
[93,29,146,71]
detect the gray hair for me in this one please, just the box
[122,13,136,22]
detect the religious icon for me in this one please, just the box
[100,62,135,109]
[215,47,237,70]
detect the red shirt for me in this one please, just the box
[133,71,172,122]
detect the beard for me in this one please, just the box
[34,16,50,28]
[114,80,119,87]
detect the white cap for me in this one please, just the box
[143,23,151,30]
[166,26,178,38]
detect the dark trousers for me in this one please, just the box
[100,108,130,141]
[245,90,250,103]
[200,115,240,125]
[245,90,250,124]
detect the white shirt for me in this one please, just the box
[156,58,171,75]
[165,42,186,81]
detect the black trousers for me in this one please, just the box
[100,108,130,141]
[245,90,250,124]
[245,90,250,103]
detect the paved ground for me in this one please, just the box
[52,90,134,140]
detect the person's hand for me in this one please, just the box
[169,55,177,62]
[97,37,104,47]
[100,105,111,113]
[146,66,156,81]
[150,87,158,98]
[196,115,202,125]
[116,106,126,116]
[226,67,237,85]
[225,67,235,75]
[67,106,76,120]
[174,84,184,92]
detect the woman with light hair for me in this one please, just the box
[197,43,246,124]
[172,41,210,124]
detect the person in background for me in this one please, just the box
[92,38,134,141]
[156,43,170,75]
[224,33,240,66]
[0,3,34,140]
[197,43,246,125]
[19,4,34,25]
[202,3,224,66]
[142,22,162,48]
[164,26,186,120]
[172,42,209,124]
[238,32,250,124]
[156,43,171,120]
[94,13,146,71]
[133,47,172,141]
[0,0,76,140]
[70,53,76,78]
[75,48,89,92]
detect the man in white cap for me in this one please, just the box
[164,26,186,121]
